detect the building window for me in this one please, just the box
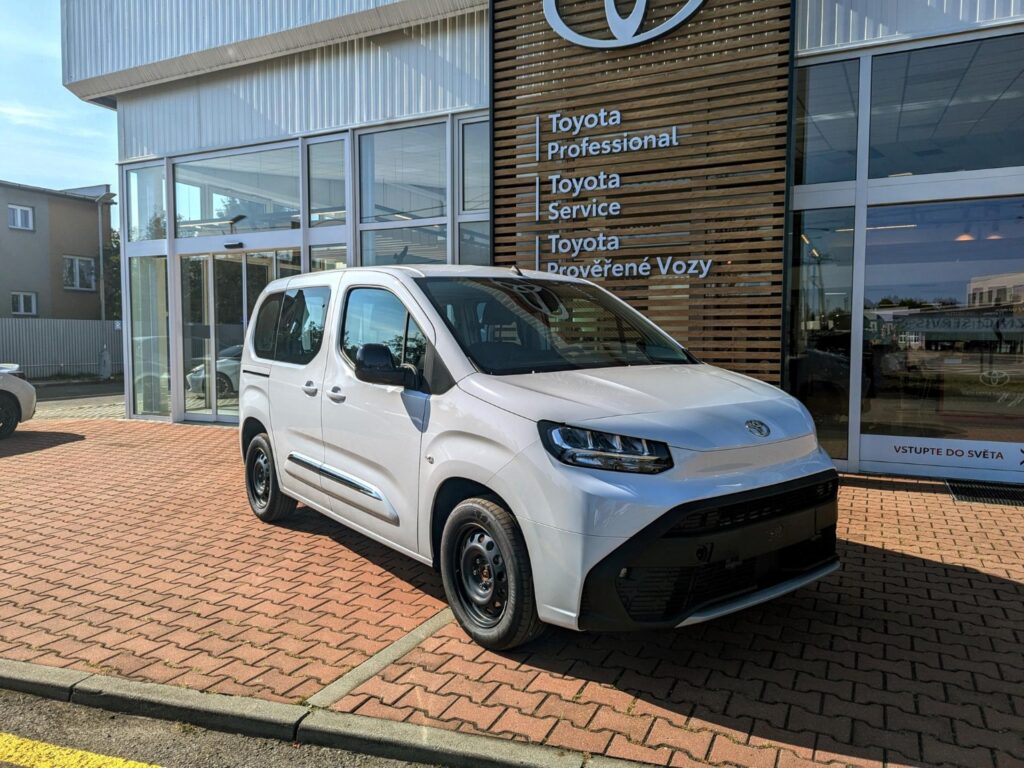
[126,165,166,241]
[63,255,97,291]
[7,204,33,230]
[861,197,1024,444]
[309,138,346,227]
[793,60,859,185]
[456,117,491,265]
[358,122,447,266]
[360,123,446,224]
[10,291,37,316]
[870,33,1024,178]
[129,256,170,416]
[311,244,347,271]
[786,208,855,460]
[174,146,300,237]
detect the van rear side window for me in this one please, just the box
[275,287,331,365]
[253,293,283,359]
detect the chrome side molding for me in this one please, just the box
[286,452,398,524]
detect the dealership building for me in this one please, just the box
[61,0,1024,482]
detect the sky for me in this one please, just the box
[0,1,118,204]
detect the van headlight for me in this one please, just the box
[539,421,673,474]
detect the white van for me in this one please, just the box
[239,265,839,649]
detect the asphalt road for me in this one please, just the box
[0,690,431,768]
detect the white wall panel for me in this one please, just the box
[118,13,489,161]
[62,0,401,84]
[797,0,1024,54]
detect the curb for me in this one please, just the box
[0,659,641,768]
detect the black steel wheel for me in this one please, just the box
[244,433,296,522]
[440,497,546,650]
[216,372,233,397]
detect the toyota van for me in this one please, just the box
[239,265,839,649]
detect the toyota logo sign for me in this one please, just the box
[746,420,771,438]
[543,0,708,49]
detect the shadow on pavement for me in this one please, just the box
[498,539,1023,765]
[268,504,1021,765]
[274,506,446,602]
[0,430,86,458]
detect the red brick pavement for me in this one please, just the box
[2,420,1023,767]
[331,476,1024,768]
[0,420,445,703]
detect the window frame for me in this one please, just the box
[454,113,491,265]
[63,255,98,292]
[11,291,37,316]
[7,204,34,231]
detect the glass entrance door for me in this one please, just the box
[858,198,1024,478]
[179,249,300,422]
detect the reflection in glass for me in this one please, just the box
[360,123,446,223]
[129,256,170,415]
[181,255,212,416]
[862,197,1024,443]
[277,250,301,279]
[793,60,859,185]
[246,252,275,319]
[175,147,300,237]
[126,166,166,242]
[309,139,346,227]
[458,221,491,265]
[361,225,447,266]
[871,33,1024,178]
[311,244,347,271]
[461,121,490,211]
[214,253,244,417]
[786,209,855,459]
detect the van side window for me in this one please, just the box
[252,292,283,359]
[342,287,424,374]
[275,287,331,365]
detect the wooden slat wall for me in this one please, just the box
[492,0,792,383]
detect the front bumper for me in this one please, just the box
[577,469,839,631]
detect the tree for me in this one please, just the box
[104,229,122,321]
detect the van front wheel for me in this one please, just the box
[440,497,545,650]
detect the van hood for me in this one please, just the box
[459,364,815,451]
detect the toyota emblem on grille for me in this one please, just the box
[746,420,771,438]
[980,370,1010,387]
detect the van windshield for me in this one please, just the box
[415,276,695,375]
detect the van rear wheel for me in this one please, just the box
[440,497,546,650]
[245,433,296,522]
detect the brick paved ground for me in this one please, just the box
[1,419,1022,767]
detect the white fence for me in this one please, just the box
[0,317,123,379]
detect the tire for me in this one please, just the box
[244,433,296,522]
[0,394,18,439]
[216,372,233,397]
[440,497,546,650]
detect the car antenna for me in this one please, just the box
[510,263,523,276]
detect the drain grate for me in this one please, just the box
[947,480,1024,506]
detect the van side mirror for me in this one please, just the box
[354,343,415,388]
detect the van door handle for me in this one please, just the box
[326,386,346,403]
[302,381,318,396]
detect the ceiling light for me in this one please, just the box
[956,228,975,242]
[800,233,811,244]
[987,222,1004,240]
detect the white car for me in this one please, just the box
[239,266,839,649]
[0,364,37,439]
[186,345,243,397]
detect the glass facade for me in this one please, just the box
[791,28,1024,478]
[129,256,170,416]
[861,198,1024,443]
[361,225,448,266]
[787,209,855,459]
[793,60,859,185]
[359,123,446,223]
[309,139,346,227]
[311,244,347,272]
[126,166,166,242]
[870,34,1024,178]
[174,146,300,237]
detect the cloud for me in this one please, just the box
[0,101,108,139]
